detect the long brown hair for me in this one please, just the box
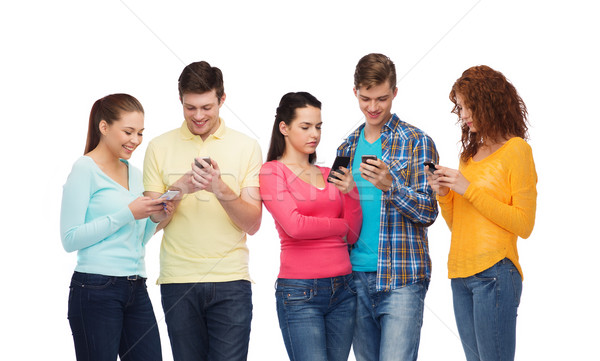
[267,92,321,164]
[84,94,144,154]
[450,65,529,162]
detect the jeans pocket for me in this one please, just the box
[70,273,114,290]
[345,277,358,295]
[278,286,314,305]
[509,269,523,306]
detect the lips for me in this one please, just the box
[193,120,207,127]
[123,145,135,153]
[367,111,381,119]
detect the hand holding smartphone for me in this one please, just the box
[159,190,180,200]
[327,156,351,182]
[361,155,378,166]
[423,162,437,175]
[194,157,212,169]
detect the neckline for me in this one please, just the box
[470,137,519,164]
[361,128,382,146]
[275,160,329,191]
[83,155,131,191]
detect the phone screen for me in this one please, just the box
[327,156,351,182]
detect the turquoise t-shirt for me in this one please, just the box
[350,130,382,271]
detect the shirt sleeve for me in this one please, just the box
[143,141,166,194]
[437,190,455,231]
[383,134,439,225]
[463,141,537,238]
[240,140,263,189]
[142,218,159,246]
[259,162,348,240]
[60,161,135,253]
[341,187,363,244]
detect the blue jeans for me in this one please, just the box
[352,271,428,361]
[451,258,523,361]
[67,272,162,361]
[160,281,252,361]
[275,274,357,361]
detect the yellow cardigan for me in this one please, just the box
[437,137,537,279]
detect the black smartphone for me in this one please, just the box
[327,156,351,182]
[423,162,437,175]
[361,155,377,165]
[194,157,212,169]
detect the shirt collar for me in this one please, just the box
[382,113,399,132]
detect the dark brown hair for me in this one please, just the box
[178,61,224,101]
[450,65,529,162]
[354,53,397,90]
[84,93,144,154]
[267,92,322,164]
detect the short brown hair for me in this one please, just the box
[354,53,397,90]
[178,61,224,101]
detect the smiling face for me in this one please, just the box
[100,111,144,159]
[181,90,225,140]
[280,106,322,157]
[354,80,398,130]
[456,93,476,132]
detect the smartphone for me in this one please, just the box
[159,190,180,200]
[423,162,437,175]
[327,156,351,182]
[194,157,212,169]
[361,155,377,164]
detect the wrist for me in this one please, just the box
[214,181,238,201]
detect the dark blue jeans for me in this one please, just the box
[275,274,357,361]
[67,271,162,361]
[451,258,523,361]
[160,281,252,361]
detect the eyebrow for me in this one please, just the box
[123,126,145,131]
[360,95,389,100]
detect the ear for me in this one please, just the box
[218,93,226,108]
[278,121,288,136]
[392,86,398,98]
[353,87,358,98]
[99,120,109,135]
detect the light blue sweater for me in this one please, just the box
[60,156,157,277]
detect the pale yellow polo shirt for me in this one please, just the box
[143,119,262,284]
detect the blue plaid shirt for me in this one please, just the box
[337,114,439,291]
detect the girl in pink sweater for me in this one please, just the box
[259,92,362,361]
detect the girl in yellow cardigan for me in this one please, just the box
[427,65,537,361]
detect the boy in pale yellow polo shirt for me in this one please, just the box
[143,61,262,361]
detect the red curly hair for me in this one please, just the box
[450,65,529,162]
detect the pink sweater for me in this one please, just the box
[259,161,363,279]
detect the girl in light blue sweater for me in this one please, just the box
[60,94,172,361]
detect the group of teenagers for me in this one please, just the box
[60,53,538,361]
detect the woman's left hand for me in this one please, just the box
[150,200,175,223]
[434,166,470,196]
[328,167,356,194]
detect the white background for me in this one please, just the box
[1,1,598,360]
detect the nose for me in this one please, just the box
[131,133,141,145]
[193,109,204,120]
[367,99,378,111]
